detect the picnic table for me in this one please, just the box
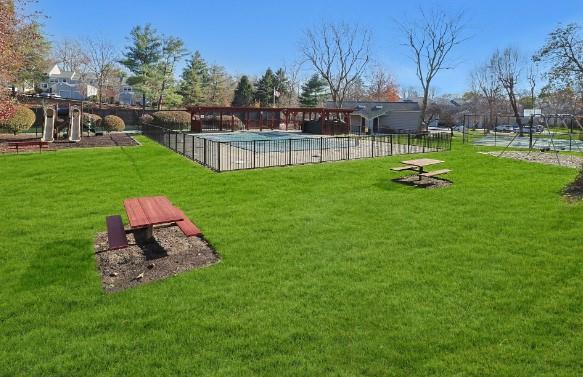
[392,158,451,181]
[400,158,444,175]
[123,196,184,243]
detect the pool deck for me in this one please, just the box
[178,136,436,171]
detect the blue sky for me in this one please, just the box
[33,0,583,95]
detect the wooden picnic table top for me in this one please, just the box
[123,196,183,229]
[401,158,444,167]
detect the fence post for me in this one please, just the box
[288,139,292,165]
[191,135,194,159]
[390,134,393,155]
[422,134,426,153]
[182,133,186,155]
[407,133,411,153]
[371,135,374,158]
[320,137,323,163]
[347,137,350,160]
[217,142,221,172]
[203,139,207,165]
[253,140,256,169]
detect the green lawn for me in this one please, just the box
[1,136,582,376]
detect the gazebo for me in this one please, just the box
[187,106,353,135]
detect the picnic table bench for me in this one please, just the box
[8,141,49,154]
[420,169,451,178]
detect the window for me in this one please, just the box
[41,83,48,89]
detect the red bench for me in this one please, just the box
[106,215,129,250]
[174,208,203,237]
[8,141,49,154]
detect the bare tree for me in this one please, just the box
[85,37,117,107]
[52,39,89,73]
[400,86,420,100]
[399,8,468,129]
[301,21,371,108]
[526,63,538,112]
[471,62,501,128]
[491,47,524,133]
[534,23,583,90]
[367,65,400,101]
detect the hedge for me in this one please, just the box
[82,113,102,126]
[0,105,36,134]
[139,114,154,125]
[152,111,191,129]
[102,115,125,132]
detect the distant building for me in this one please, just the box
[39,64,97,100]
[39,64,138,104]
[523,108,543,117]
[326,100,421,134]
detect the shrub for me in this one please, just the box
[139,113,153,125]
[102,115,125,132]
[82,113,102,127]
[152,111,191,129]
[0,105,36,134]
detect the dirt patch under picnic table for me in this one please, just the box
[94,225,220,293]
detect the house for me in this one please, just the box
[40,64,98,100]
[325,100,421,134]
[118,83,138,105]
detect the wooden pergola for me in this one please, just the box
[187,106,353,133]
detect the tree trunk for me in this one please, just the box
[508,91,523,136]
[142,93,146,110]
[419,86,430,131]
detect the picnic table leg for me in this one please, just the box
[134,225,154,243]
[418,166,424,180]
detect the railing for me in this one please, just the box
[142,124,451,172]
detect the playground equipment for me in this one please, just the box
[489,114,583,167]
[69,106,81,142]
[41,106,55,142]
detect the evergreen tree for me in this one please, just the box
[179,51,209,105]
[206,64,232,105]
[120,24,162,109]
[232,75,254,106]
[299,74,327,107]
[273,68,290,106]
[254,68,276,106]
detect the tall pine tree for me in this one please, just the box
[299,74,327,107]
[254,68,276,106]
[120,24,162,109]
[231,75,254,106]
[179,51,209,105]
[273,68,290,106]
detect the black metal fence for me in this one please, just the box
[142,124,451,172]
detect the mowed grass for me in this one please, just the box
[1,136,582,376]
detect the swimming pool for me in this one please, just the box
[194,131,355,152]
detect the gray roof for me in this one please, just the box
[326,100,420,119]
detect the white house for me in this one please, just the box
[40,64,98,100]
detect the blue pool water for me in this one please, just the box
[194,131,355,152]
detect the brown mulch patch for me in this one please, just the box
[94,225,220,293]
[563,171,583,202]
[393,174,452,189]
[0,133,138,154]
